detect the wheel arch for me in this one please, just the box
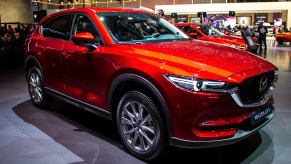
[25,55,43,82]
[108,73,174,138]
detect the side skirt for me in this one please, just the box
[45,88,112,120]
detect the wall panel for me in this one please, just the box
[0,0,33,23]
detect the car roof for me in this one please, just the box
[39,7,151,24]
[176,23,205,27]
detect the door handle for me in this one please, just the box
[62,51,72,59]
[36,44,43,50]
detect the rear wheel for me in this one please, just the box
[27,67,53,108]
[116,91,167,161]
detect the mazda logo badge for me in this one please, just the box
[258,76,268,92]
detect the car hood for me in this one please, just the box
[130,41,276,82]
[210,35,246,46]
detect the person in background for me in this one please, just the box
[0,34,5,52]
[157,9,165,17]
[272,26,276,37]
[257,22,267,51]
[7,25,14,33]
[278,25,284,33]
[207,19,213,26]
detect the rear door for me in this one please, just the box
[40,14,73,91]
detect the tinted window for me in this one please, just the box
[42,14,72,40]
[72,14,102,44]
[98,12,190,43]
[179,26,201,38]
[198,25,225,36]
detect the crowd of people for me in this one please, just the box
[206,18,291,52]
[0,24,35,67]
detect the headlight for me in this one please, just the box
[164,74,238,93]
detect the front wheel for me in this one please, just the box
[27,67,53,108]
[116,91,167,161]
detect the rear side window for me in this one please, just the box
[42,14,72,40]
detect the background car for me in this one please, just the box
[176,23,257,53]
[276,31,291,44]
[25,8,278,161]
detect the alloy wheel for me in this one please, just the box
[120,101,158,152]
[29,72,43,104]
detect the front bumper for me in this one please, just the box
[169,111,274,148]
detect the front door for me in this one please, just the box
[62,14,104,106]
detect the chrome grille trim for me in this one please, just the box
[230,84,275,108]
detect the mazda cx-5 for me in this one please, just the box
[25,8,278,160]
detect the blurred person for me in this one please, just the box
[257,22,267,51]
[226,25,231,30]
[7,25,14,33]
[2,33,15,52]
[1,33,14,63]
[241,25,246,31]
[207,19,213,26]
[272,26,276,37]
[0,34,5,51]
[245,25,249,31]
[6,25,16,39]
[0,27,5,37]
[215,24,220,31]
[278,25,284,33]
[238,25,242,31]
[157,9,164,17]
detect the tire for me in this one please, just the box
[277,40,283,44]
[116,91,167,161]
[27,67,53,109]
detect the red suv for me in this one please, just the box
[25,8,278,160]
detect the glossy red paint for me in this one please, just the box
[223,28,258,43]
[72,32,95,44]
[25,8,278,159]
[192,128,237,138]
[276,32,291,44]
[176,23,247,48]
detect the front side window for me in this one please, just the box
[198,25,225,36]
[42,14,72,40]
[179,26,201,36]
[98,12,190,43]
[72,14,102,45]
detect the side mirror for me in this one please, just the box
[72,32,95,45]
[72,32,97,51]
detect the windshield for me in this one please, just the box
[97,12,190,43]
[198,25,225,36]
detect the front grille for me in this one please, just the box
[238,71,275,104]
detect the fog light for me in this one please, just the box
[192,112,251,138]
[192,128,237,138]
[199,112,250,127]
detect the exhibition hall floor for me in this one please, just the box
[0,41,291,164]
